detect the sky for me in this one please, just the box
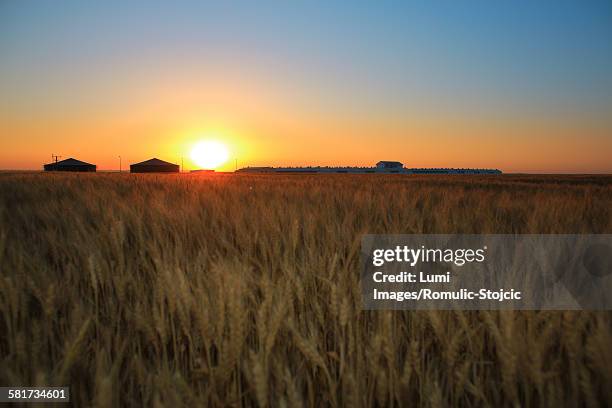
[1,0,611,172]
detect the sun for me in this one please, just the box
[190,140,230,169]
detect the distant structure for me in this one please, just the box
[237,161,501,174]
[376,161,404,169]
[43,157,96,172]
[130,158,179,173]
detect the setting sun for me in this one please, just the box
[190,140,230,169]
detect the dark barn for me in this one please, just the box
[130,158,179,173]
[43,158,96,172]
[376,160,403,169]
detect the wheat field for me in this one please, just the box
[0,173,610,407]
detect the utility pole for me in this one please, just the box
[181,157,184,173]
[235,158,238,172]
[118,156,122,173]
[52,154,61,163]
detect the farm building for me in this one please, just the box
[376,161,403,169]
[237,161,502,174]
[43,158,96,172]
[130,158,179,173]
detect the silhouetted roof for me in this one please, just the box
[377,161,403,166]
[46,158,94,166]
[131,158,177,166]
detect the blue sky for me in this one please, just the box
[1,1,611,171]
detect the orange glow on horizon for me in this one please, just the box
[2,3,612,174]
[0,69,610,173]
